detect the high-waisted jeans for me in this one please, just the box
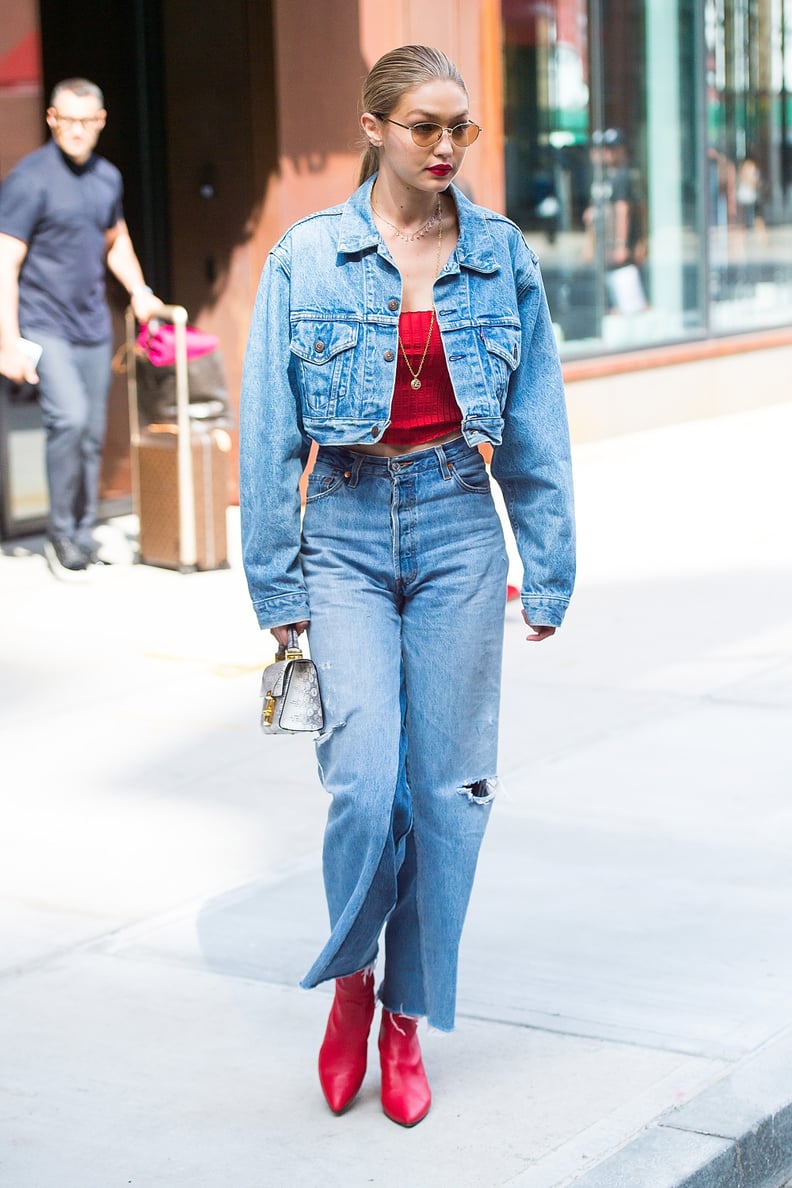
[298,436,508,1031]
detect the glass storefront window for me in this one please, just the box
[501,0,792,357]
[705,0,792,332]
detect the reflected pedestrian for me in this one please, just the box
[736,153,765,234]
[582,128,648,314]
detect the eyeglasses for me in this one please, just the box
[376,117,482,148]
[51,113,103,129]
[591,128,624,147]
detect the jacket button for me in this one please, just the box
[383,349,395,362]
[371,425,380,438]
[314,340,325,354]
[387,299,399,311]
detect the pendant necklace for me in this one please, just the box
[397,205,444,391]
[371,195,442,242]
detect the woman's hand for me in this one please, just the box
[270,621,310,648]
[522,610,556,643]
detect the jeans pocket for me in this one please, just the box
[305,462,347,503]
[448,449,490,494]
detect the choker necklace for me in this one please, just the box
[397,208,444,391]
[371,195,442,242]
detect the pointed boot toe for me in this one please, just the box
[378,1009,432,1127]
[318,969,376,1114]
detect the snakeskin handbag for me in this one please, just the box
[260,628,323,735]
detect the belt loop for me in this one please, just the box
[435,444,452,480]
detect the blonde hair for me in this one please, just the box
[358,45,467,186]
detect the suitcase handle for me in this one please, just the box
[126,304,197,571]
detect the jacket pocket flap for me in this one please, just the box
[290,320,359,364]
[480,325,521,369]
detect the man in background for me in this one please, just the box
[582,127,648,316]
[0,78,161,577]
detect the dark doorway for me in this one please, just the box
[160,0,277,318]
[36,0,278,505]
[39,0,170,295]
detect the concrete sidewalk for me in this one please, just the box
[1,402,791,1187]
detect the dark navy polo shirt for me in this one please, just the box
[0,140,124,344]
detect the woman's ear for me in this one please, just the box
[360,111,382,146]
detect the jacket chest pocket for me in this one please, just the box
[290,320,359,415]
[479,325,521,405]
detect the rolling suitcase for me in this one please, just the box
[126,305,230,571]
[136,424,231,570]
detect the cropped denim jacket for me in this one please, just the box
[240,175,575,631]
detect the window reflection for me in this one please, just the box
[705,0,792,332]
[502,0,792,356]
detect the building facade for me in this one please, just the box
[1,0,791,516]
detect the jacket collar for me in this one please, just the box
[336,173,500,274]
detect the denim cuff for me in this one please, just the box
[252,591,311,631]
[521,595,570,628]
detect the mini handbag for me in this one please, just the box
[260,628,324,735]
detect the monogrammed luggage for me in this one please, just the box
[136,424,230,570]
[125,305,230,571]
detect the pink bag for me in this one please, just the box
[134,322,232,428]
[137,323,219,368]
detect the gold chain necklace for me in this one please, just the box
[398,205,444,391]
[371,195,441,242]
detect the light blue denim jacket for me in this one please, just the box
[240,175,575,631]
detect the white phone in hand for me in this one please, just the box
[18,337,43,369]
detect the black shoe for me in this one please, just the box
[44,535,88,578]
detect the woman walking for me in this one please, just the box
[240,44,575,1126]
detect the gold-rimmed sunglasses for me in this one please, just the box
[376,117,482,148]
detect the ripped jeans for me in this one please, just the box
[298,437,508,1031]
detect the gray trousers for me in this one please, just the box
[33,333,112,543]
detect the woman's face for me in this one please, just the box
[369,79,471,193]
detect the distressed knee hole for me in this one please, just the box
[316,719,346,744]
[457,777,497,805]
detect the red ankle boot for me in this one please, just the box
[378,1009,432,1127]
[318,969,376,1113]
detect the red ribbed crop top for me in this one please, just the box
[382,311,462,446]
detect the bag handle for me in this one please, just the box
[275,626,303,662]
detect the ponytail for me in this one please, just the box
[357,143,381,187]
